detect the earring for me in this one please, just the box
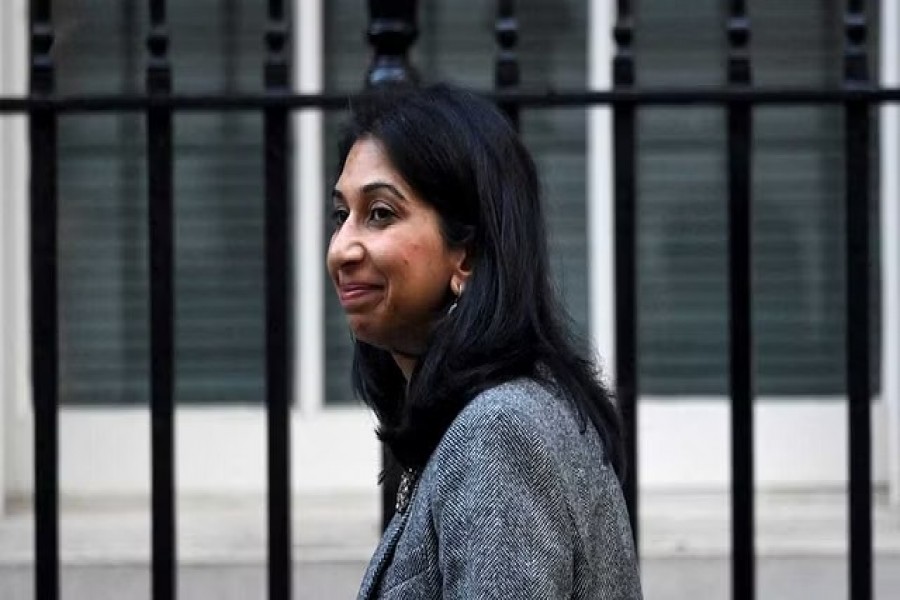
[447,282,464,315]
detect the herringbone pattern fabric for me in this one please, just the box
[357,378,643,599]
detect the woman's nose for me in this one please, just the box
[327,222,366,270]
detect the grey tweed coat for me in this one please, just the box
[357,377,643,599]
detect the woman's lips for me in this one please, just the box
[338,283,383,308]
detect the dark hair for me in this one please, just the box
[336,83,625,480]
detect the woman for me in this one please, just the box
[327,84,642,599]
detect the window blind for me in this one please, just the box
[636,0,880,395]
[56,0,269,404]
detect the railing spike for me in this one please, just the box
[495,0,520,129]
[366,0,419,87]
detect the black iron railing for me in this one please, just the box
[145,1,175,598]
[262,1,293,598]
[0,0,882,599]
[28,2,58,599]
[365,0,421,532]
[726,1,754,597]
[612,0,638,547]
[844,3,874,599]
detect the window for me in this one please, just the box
[56,0,270,404]
[53,0,879,405]
[636,0,881,395]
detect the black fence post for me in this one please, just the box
[727,2,755,599]
[146,0,176,598]
[264,0,293,598]
[29,1,59,598]
[495,0,520,130]
[612,0,639,546]
[366,0,419,87]
[365,0,419,532]
[843,2,873,599]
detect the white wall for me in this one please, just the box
[6,407,380,497]
[0,0,30,516]
[638,397,890,490]
[880,0,900,506]
[295,0,325,417]
[587,0,616,375]
[0,0,10,517]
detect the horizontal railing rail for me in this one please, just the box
[3,86,900,113]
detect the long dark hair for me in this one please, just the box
[336,84,625,480]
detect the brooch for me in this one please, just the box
[395,468,420,514]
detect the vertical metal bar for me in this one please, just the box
[365,0,419,531]
[727,2,755,599]
[264,1,292,598]
[146,0,176,598]
[843,1,872,599]
[29,1,59,598]
[494,0,520,130]
[612,0,638,546]
[366,0,419,87]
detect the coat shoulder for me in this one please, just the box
[440,377,601,463]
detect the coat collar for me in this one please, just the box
[357,509,410,599]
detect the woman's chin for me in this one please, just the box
[346,319,383,348]
[348,323,425,358]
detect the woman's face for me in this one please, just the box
[327,137,467,360]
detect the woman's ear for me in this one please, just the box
[450,247,473,296]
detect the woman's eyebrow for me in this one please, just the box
[361,181,407,202]
[331,181,407,204]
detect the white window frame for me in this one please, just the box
[1,0,30,516]
[880,0,900,507]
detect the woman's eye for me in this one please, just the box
[370,206,395,223]
[331,208,349,227]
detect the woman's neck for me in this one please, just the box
[391,350,418,381]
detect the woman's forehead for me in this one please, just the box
[336,138,412,196]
